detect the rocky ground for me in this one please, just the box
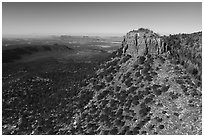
[67,53,202,135]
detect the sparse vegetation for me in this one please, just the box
[3,29,202,135]
[120,54,132,64]
[162,32,202,81]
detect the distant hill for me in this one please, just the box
[2,45,74,63]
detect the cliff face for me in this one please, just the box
[122,28,201,83]
[122,28,166,57]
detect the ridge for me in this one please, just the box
[63,28,202,135]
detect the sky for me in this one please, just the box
[2,2,202,37]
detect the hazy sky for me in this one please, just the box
[2,2,202,36]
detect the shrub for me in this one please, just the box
[124,115,133,120]
[128,86,138,93]
[121,126,130,135]
[97,90,109,100]
[148,124,155,130]
[100,114,109,122]
[110,127,118,135]
[133,64,139,70]
[116,108,123,117]
[137,90,144,100]
[110,99,118,108]
[159,125,165,129]
[138,56,146,64]
[115,86,121,92]
[124,72,131,78]
[87,123,97,129]
[103,106,111,114]
[117,47,123,57]
[144,75,153,81]
[101,99,109,106]
[94,82,106,91]
[144,96,153,104]
[147,54,152,59]
[86,115,93,122]
[152,84,162,90]
[119,90,128,100]
[105,121,112,128]
[140,83,144,88]
[161,85,170,93]
[135,71,141,77]
[169,92,179,99]
[125,78,133,87]
[103,130,109,135]
[151,71,157,76]
[78,90,93,109]
[105,74,113,83]
[132,99,140,106]
[120,55,132,64]
[139,106,151,117]
[133,127,140,134]
[191,68,198,76]
[133,95,139,100]
[124,101,131,109]
[153,89,162,96]
[146,57,154,65]
[126,130,133,135]
[105,66,115,74]
[159,56,165,63]
[115,119,125,127]
[115,65,120,71]
[143,89,151,96]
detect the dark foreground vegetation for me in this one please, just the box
[2,56,112,134]
[2,41,115,134]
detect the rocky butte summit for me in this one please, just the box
[63,28,202,135]
[122,28,165,57]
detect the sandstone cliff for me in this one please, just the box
[122,28,165,57]
[121,28,201,83]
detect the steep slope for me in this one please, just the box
[63,28,202,135]
[162,32,202,82]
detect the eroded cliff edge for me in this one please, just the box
[121,28,201,83]
[122,28,165,56]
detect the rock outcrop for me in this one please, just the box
[122,28,165,57]
[122,28,201,83]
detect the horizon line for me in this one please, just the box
[2,30,202,38]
